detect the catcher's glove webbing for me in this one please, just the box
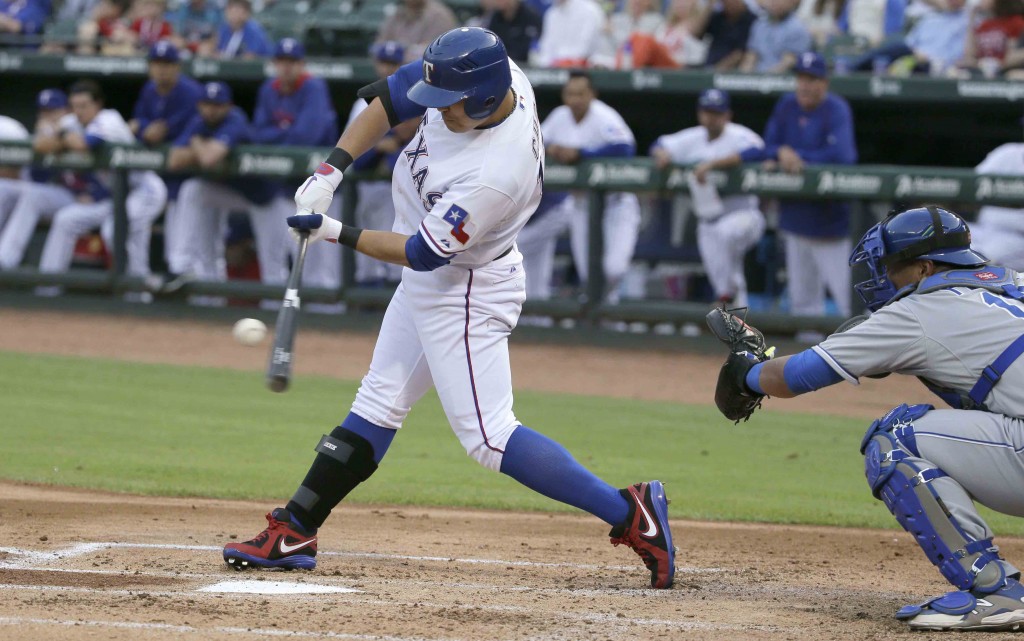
[705,307,775,423]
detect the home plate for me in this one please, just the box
[198,580,361,594]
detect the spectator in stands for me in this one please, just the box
[961,0,1024,77]
[250,38,341,295]
[740,0,811,73]
[0,0,48,46]
[598,0,667,66]
[532,0,604,66]
[483,0,542,63]
[697,53,857,322]
[836,0,906,47]
[127,0,173,51]
[168,0,220,55]
[346,41,416,285]
[32,80,167,296]
[655,0,708,67]
[518,71,640,303]
[651,89,766,307]
[0,90,77,271]
[968,137,1024,271]
[168,82,282,297]
[129,40,201,288]
[57,0,98,21]
[216,0,272,58]
[848,0,969,75]
[375,0,457,62]
[76,0,131,54]
[796,0,842,48]
[695,0,755,71]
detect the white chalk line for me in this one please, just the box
[0,542,728,575]
[0,617,457,641]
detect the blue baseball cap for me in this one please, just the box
[149,40,180,62]
[697,88,730,113]
[199,81,232,104]
[37,88,68,110]
[274,37,305,60]
[794,51,827,79]
[370,40,405,64]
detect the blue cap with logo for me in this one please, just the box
[199,81,232,104]
[37,88,68,110]
[697,88,730,113]
[371,40,405,64]
[149,40,181,63]
[794,51,827,79]
[274,37,305,60]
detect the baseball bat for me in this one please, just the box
[266,232,310,393]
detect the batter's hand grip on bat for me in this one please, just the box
[267,232,309,393]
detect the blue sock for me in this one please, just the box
[341,412,396,463]
[499,426,629,526]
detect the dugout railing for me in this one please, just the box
[1,140,1022,333]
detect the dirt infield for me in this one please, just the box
[0,309,1005,640]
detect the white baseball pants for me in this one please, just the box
[0,177,25,233]
[517,196,574,300]
[697,208,765,307]
[353,181,402,283]
[350,250,527,472]
[783,232,852,317]
[38,172,167,277]
[0,182,75,269]
[176,178,289,285]
[570,192,641,300]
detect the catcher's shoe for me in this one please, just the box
[223,508,318,571]
[896,578,1024,631]
[609,481,676,589]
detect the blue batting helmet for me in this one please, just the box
[849,205,988,311]
[406,27,512,120]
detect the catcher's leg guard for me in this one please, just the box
[861,404,1006,593]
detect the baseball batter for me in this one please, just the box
[651,88,766,307]
[517,70,640,302]
[223,27,676,590]
[970,142,1024,271]
[713,206,1024,630]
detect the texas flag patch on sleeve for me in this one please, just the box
[443,204,472,244]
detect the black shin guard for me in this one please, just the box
[286,426,378,530]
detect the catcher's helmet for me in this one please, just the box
[849,205,988,311]
[406,27,512,120]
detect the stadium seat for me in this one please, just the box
[43,18,79,48]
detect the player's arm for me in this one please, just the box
[745,350,843,399]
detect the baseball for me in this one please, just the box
[232,318,267,347]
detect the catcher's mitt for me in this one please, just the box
[705,307,775,423]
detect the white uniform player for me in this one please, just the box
[517,71,640,302]
[33,83,167,287]
[652,89,766,307]
[971,142,1024,271]
[224,28,677,592]
[739,207,1024,631]
[0,115,30,233]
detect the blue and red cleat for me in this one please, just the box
[223,508,318,570]
[609,481,676,589]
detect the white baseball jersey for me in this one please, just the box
[654,123,764,216]
[391,60,543,269]
[541,99,634,154]
[972,143,1024,270]
[60,110,157,190]
[814,273,1024,418]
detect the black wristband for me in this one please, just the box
[326,147,354,172]
[338,225,363,249]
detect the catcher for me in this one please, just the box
[707,206,1024,631]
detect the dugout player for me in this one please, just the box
[517,70,641,303]
[716,205,1024,630]
[969,139,1024,272]
[168,81,284,295]
[651,89,766,307]
[33,80,167,294]
[251,37,341,299]
[223,27,677,590]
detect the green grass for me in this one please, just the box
[3,350,1023,536]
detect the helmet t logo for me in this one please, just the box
[423,61,435,85]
